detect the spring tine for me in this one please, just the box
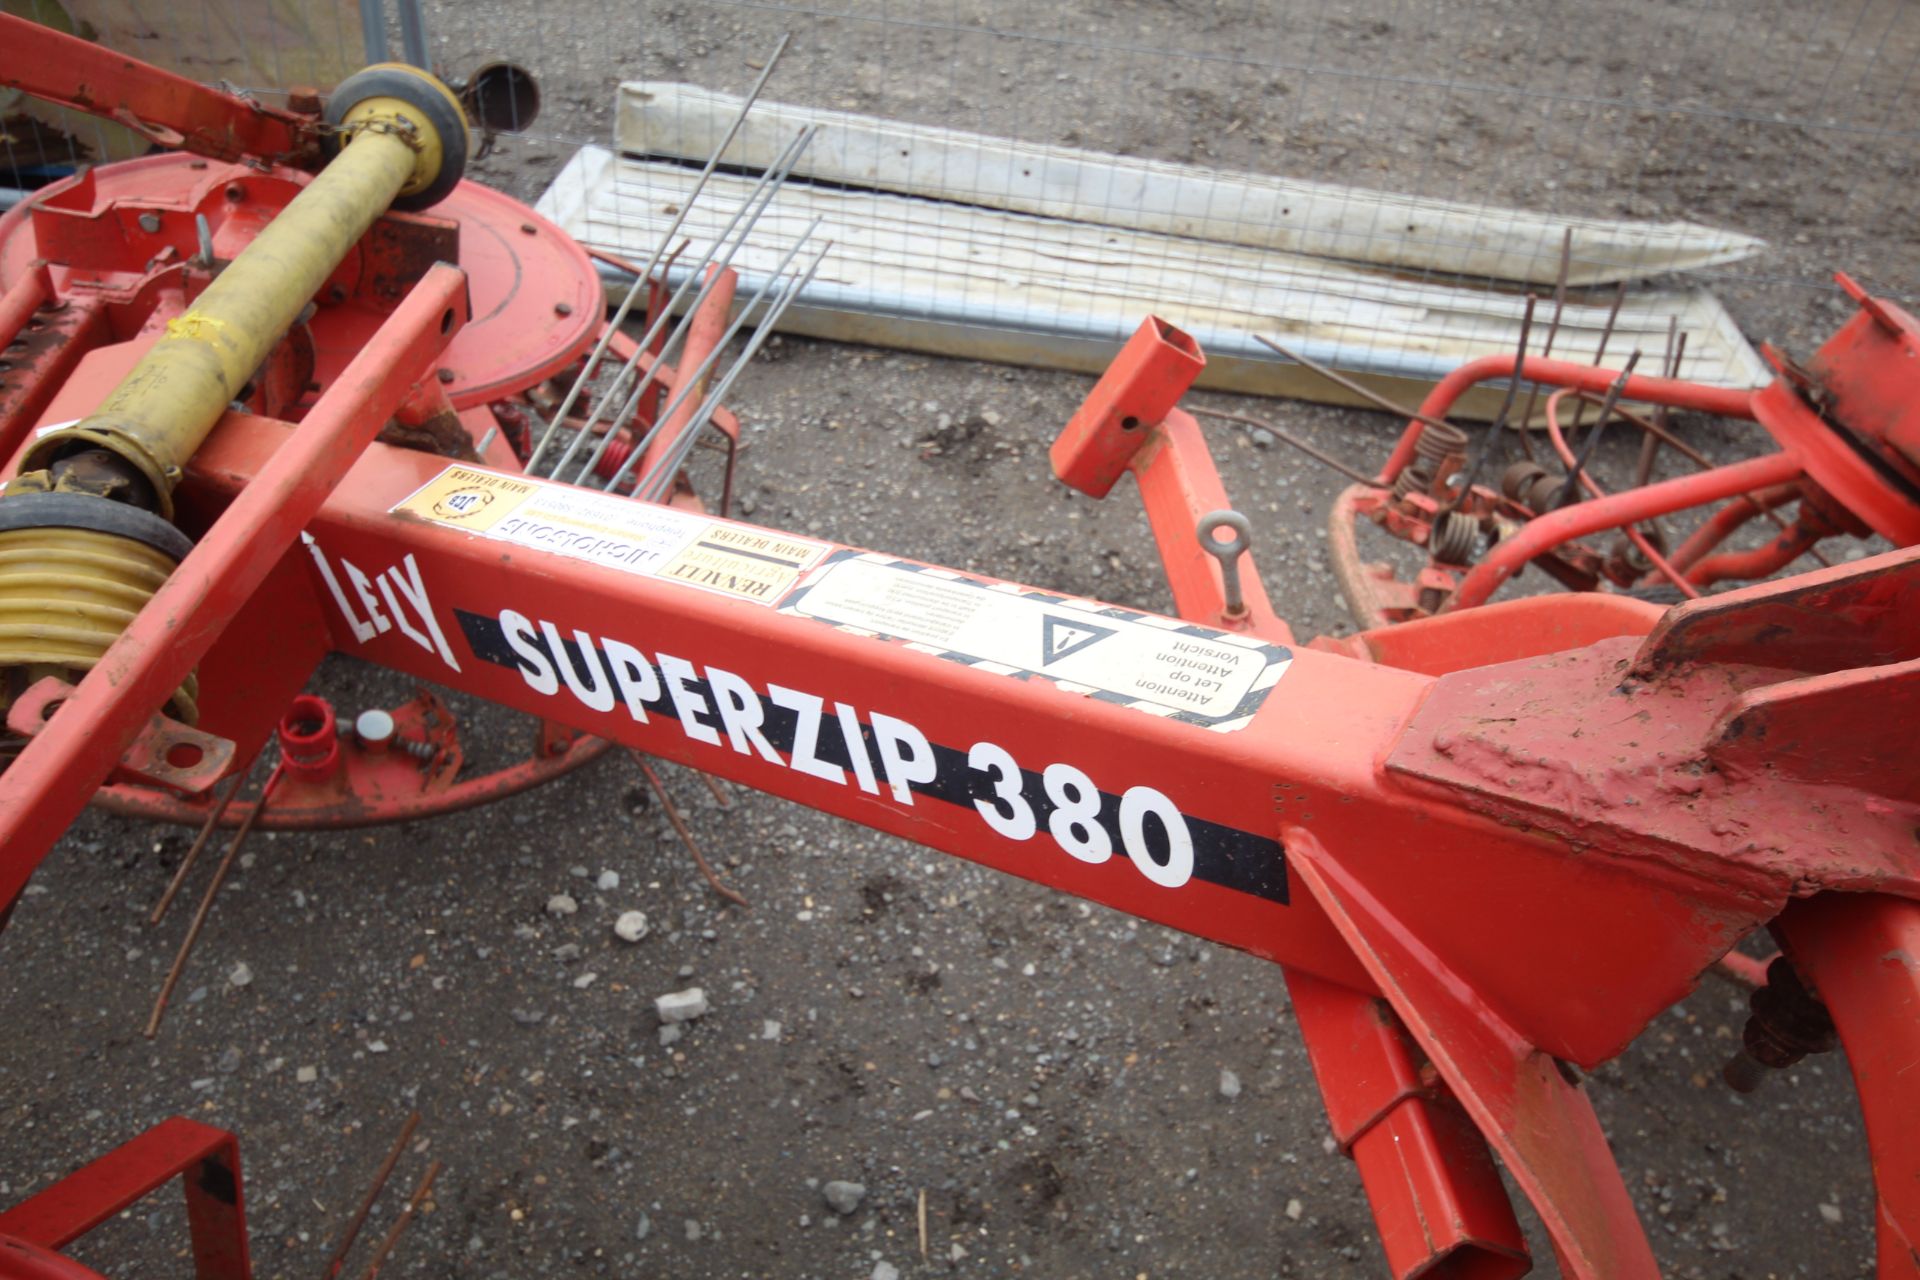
[597,222,824,493]
[1569,280,1629,433]
[1185,407,1376,486]
[1635,318,1682,486]
[528,33,794,468]
[317,1113,421,1280]
[550,125,818,482]
[1513,227,1575,431]
[144,762,286,1039]
[632,242,832,500]
[1549,350,1642,510]
[631,751,747,908]
[351,1159,442,1280]
[149,746,265,925]
[1252,335,1459,437]
[1442,292,1539,513]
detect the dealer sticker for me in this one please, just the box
[392,465,827,604]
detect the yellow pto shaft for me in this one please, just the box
[0,64,468,724]
[13,64,470,517]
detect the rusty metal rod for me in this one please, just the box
[1549,351,1641,511]
[1542,388,1700,600]
[1513,227,1575,435]
[352,1158,442,1280]
[1186,406,1377,486]
[1443,292,1539,515]
[144,763,284,1038]
[318,1112,422,1280]
[630,751,748,908]
[149,749,262,925]
[1252,335,1461,438]
[1567,281,1629,435]
[1631,317,1681,482]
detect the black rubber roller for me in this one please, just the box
[325,64,472,212]
[0,491,195,562]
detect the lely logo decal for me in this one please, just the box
[302,534,461,673]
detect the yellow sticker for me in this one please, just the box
[659,524,823,603]
[389,465,829,605]
[391,466,539,532]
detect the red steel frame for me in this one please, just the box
[0,27,1916,1277]
[0,298,1912,1277]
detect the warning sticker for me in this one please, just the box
[391,465,827,604]
[782,554,1290,731]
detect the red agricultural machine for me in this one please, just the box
[0,15,1915,1279]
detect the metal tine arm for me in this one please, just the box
[550,123,820,481]
[632,243,833,501]
[598,227,825,494]
[528,32,793,469]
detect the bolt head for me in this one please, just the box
[437,368,456,384]
[354,709,396,743]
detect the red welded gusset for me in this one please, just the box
[1288,970,1530,1280]
[1445,449,1808,611]
[0,1118,250,1279]
[1380,354,1758,484]
[1052,317,1290,639]
[1777,895,1920,1275]
[0,15,318,168]
[0,265,469,918]
[1667,484,1804,572]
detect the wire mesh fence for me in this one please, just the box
[5,0,1918,392]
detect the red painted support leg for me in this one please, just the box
[1052,317,1289,638]
[0,1117,249,1279]
[1778,895,1920,1278]
[1288,829,1661,1279]
[1289,970,1530,1279]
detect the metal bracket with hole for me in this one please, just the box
[6,677,233,794]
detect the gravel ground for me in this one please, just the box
[3,1,1911,1277]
